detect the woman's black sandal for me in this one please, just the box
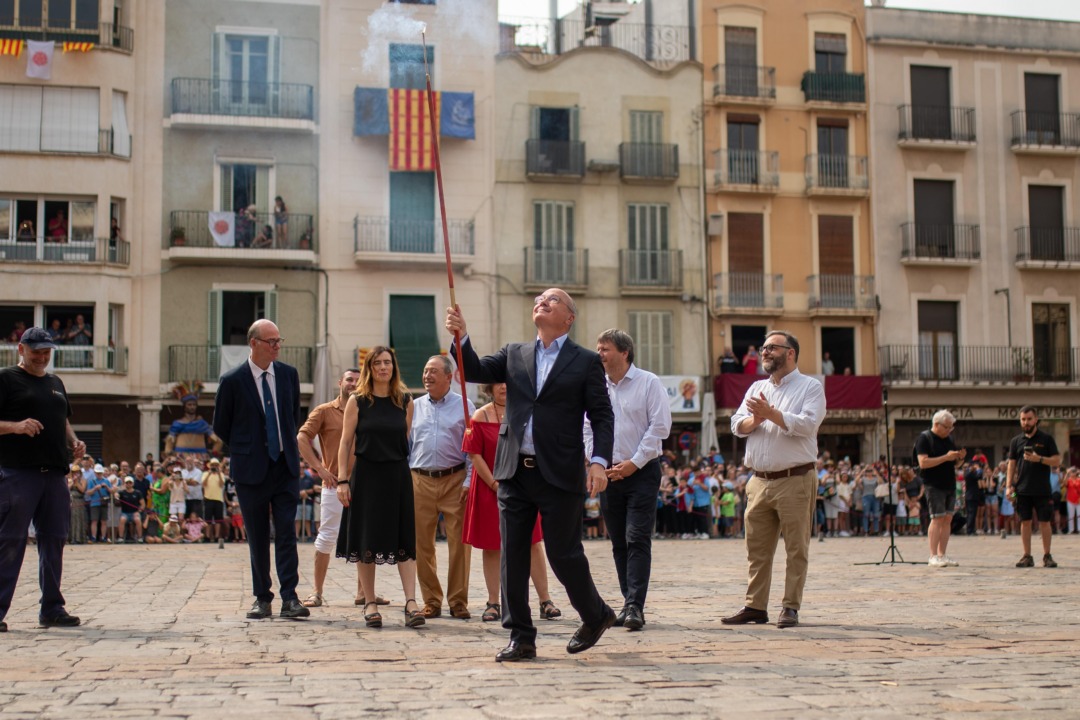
[482,602,501,622]
[364,602,383,628]
[539,599,562,620]
[404,599,425,628]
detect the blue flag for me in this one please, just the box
[440,92,475,139]
[354,87,389,136]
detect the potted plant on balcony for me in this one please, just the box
[170,226,187,246]
[1011,347,1033,383]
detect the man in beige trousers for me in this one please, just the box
[722,331,825,629]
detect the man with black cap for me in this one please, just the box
[0,327,84,631]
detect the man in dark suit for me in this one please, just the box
[446,288,616,661]
[213,319,309,620]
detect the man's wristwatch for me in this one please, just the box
[337,479,350,485]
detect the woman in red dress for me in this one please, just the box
[461,383,562,622]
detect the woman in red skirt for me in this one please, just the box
[462,383,562,622]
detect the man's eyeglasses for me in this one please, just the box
[253,337,286,348]
[761,344,791,354]
[533,294,564,306]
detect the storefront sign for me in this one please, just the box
[897,406,1080,422]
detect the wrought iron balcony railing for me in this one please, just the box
[805,154,868,192]
[880,345,1078,384]
[171,78,315,121]
[168,345,312,383]
[0,21,133,52]
[712,272,784,311]
[713,149,779,189]
[619,143,678,181]
[801,72,866,104]
[498,17,692,62]
[354,216,474,256]
[711,64,776,101]
[619,249,682,291]
[1010,110,1080,149]
[0,236,129,266]
[168,210,315,251]
[900,223,981,262]
[0,344,128,373]
[524,247,588,288]
[807,275,876,311]
[1015,226,1080,263]
[526,139,586,178]
[898,105,976,143]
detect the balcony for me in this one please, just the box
[899,223,980,266]
[618,249,682,294]
[526,139,586,180]
[353,216,475,269]
[711,150,779,193]
[0,236,130,266]
[897,105,976,149]
[523,247,588,291]
[498,17,692,64]
[1015,226,1080,269]
[164,210,317,266]
[881,345,1078,384]
[0,21,133,52]
[805,154,868,196]
[0,345,127,374]
[711,64,776,105]
[1,126,129,158]
[807,275,876,316]
[712,272,784,315]
[170,78,316,132]
[801,72,866,107]
[169,345,312,384]
[619,143,678,183]
[1009,111,1080,155]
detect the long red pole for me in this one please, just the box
[422,30,470,430]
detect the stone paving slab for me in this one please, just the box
[2,533,1079,718]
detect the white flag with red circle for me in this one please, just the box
[208,212,235,247]
[26,41,54,80]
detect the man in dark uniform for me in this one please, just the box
[0,327,85,631]
[1006,406,1061,568]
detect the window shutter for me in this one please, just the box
[569,106,580,142]
[41,87,98,153]
[389,295,438,388]
[817,215,854,275]
[111,91,130,157]
[207,289,222,379]
[530,105,540,139]
[265,289,278,323]
[0,85,42,152]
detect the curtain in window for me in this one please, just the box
[111,90,130,157]
[0,85,43,151]
[41,86,98,152]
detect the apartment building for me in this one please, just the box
[703,0,880,461]
[497,5,710,440]
[868,7,1080,463]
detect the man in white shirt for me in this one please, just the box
[722,331,825,629]
[181,456,204,519]
[585,329,671,631]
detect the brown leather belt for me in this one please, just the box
[752,462,816,480]
[412,463,465,478]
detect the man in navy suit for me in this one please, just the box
[213,319,309,620]
[446,288,616,661]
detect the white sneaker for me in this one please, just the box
[928,555,946,568]
[838,531,851,537]
[698,533,710,540]
[942,556,959,567]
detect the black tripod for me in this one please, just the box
[856,386,920,565]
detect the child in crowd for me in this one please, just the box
[583,496,601,539]
[143,510,162,544]
[163,514,183,544]
[183,512,207,543]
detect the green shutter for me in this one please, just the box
[530,105,540,139]
[570,106,580,141]
[265,289,278,323]
[389,295,439,389]
[207,290,222,380]
[389,172,435,252]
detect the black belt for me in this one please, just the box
[751,462,816,480]
[520,455,536,469]
[412,463,465,478]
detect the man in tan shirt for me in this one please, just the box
[297,368,387,608]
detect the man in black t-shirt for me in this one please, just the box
[963,463,985,536]
[1006,406,1061,568]
[0,327,85,631]
[116,477,145,543]
[915,410,966,568]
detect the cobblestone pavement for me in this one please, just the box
[2,532,1079,718]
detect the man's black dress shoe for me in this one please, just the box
[38,610,80,627]
[720,606,769,625]
[777,607,799,628]
[280,599,311,619]
[495,641,537,662]
[623,604,644,631]
[566,605,616,654]
[613,606,628,627]
[0,620,8,632]
[247,600,272,619]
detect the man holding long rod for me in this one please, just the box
[446,291,617,661]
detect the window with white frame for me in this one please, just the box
[628,311,673,375]
[531,200,577,285]
[626,203,670,284]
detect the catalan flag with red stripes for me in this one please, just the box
[0,39,24,57]
[388,88,440,171]
[62,42,95,53]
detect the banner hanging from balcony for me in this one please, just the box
[25,40,54,80]
[353,86,476,157]
[389,88,440,171]
[440,92,475,139]
[0,39,24,57]
[62,42,95,53]
[208,212,235,247]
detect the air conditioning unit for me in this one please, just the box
[707,213,724,236]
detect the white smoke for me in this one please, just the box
[359,0,495,77]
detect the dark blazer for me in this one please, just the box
[213,360,302,486]
[457,336,613,494]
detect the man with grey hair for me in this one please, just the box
[915,409,965,568]
[409,354,475,619]
[723,330,825,629]
[585,329,671,631]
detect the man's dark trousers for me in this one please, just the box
[0,468,69,622]
[234,457,301,603]
[499,459,608,646]
[965,492,983,535]
[600,460,661,609]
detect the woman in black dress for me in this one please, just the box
[336,346,423,628]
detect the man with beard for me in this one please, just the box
[1007,406,1061,568]
[722,331,825,629]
